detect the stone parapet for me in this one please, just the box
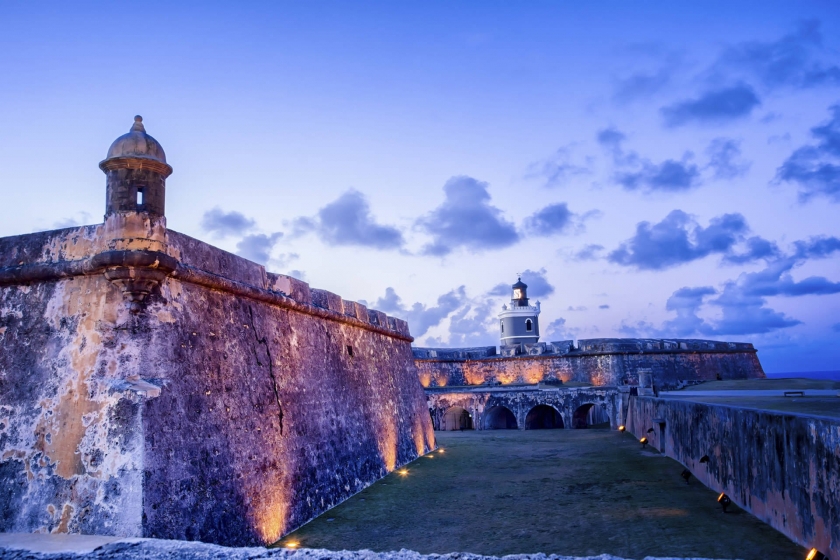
[415,341,765,391]
[0,226,411,341]
[626,397,839,559]
[0,534,714,560]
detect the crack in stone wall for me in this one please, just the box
[248,304,284,435]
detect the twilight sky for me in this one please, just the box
[1,2,839,372]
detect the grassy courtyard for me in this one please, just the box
[277,430,806,559]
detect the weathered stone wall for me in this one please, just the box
[426,386,622,431]
[416,345,764,391]
[626,397,839,559]
[0,225,147,537]
[0,225,434,546]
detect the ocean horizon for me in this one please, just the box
[765,370,840,381]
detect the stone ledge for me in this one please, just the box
[0,535,725,560]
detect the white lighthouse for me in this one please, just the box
[499,277,540,346]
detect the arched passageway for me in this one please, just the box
[483,406,518,430]
[572,403,610,429]
[525,405,564,429]
[441,406,473,431]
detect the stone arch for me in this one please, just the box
[525,404,564,429]
[442,406,473,431]
[483,405,518,430]
[572,402,610,429]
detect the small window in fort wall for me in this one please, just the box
[136,187,145,209]
[346,345,354,357]
[500,321,504,333]
[526,319,532,332]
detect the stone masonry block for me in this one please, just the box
[311,289,343,313]
[342,300,358,318]
[267,273,312,304]
[367,309,387,327]
[393,318,410,337]
[353,302,368,321]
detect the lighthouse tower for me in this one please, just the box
[499,277,541,346]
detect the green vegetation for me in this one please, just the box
[277,431,805,559]
[680,378,840,391]
[677,396,840,418]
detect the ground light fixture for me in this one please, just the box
[618,425,626,432]
[717,492,732,513]
[680,469,692,484]
[438,448,445,453]
[806,548,827,560]
[640,437,648,449]
[283,541,300,549]
[398,468,409,476]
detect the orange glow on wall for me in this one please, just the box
[523,366,545,384]
[463,366,487,385]
[412,419,426,456]
[423,422,436,453]
[419,374,431,388]
[497,371,518,385]
[376,421,398,472]
[253,487,290,544]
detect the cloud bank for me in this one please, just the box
[418,176,519,256]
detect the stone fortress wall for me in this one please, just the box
[416,338,764,434]
[626,396,840,560]
[0,223,434,546]
[414,338,764,391]
[0,118,434,547]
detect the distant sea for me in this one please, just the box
[765,370,840,381]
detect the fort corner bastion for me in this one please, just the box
[0,117,434,546]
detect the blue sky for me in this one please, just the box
[1,1,839,372]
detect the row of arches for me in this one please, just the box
[439,403,610,431]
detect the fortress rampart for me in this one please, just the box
[626,397,840,560]
[0,224,433,545]
[414,338,765,391]
[0,117,434,546]
[426,385,623,431]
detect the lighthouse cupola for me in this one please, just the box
[512,277,529,306]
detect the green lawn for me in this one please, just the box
[675,395,840,419]
[277,430,806,559]
[680,378,840,391]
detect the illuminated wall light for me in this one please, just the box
[717,492,732,513]
[806,548,826,560]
